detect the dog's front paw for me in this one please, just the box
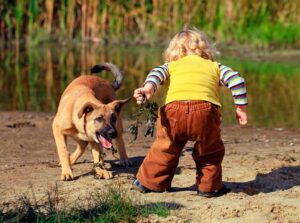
[61,167,74,181]
[118,158,132,167]
[94,167,113,179]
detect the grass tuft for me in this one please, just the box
[0,184,171,223]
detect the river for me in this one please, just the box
[0,44,299,128]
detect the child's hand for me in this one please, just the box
[236,106,247,125]
[133,83,155,105]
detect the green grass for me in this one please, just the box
[0,185,171,223]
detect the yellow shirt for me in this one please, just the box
[161,55,221,106]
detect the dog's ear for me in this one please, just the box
[77,101,100,119]
[109,97,132,114]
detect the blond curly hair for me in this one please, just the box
[163,27,216,62]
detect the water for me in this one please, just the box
[0,44,299,128]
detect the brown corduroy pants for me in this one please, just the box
[137,101,225,192]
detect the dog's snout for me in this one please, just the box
[107,128,117,139]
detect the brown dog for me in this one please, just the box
[52,63,131,181]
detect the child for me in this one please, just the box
[133,28,247,197]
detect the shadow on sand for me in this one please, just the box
[108,156,145,175]
[225,166,300,195]
[75,156,300,196]
[160,166,300,195]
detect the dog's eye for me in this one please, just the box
[95,116,104,122]
[111,114,117,122]
[84,106,93,114]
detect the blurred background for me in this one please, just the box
[0,0,299,128]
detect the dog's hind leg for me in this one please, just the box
[52,126,74,181]
[70,140,88,165]
[90,142,112,179]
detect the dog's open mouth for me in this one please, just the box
[96,134,112,149]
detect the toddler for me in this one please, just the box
[133,28,247,197]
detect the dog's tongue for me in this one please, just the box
[99,135,112,149]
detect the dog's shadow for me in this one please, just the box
[108,156,191,177]
[72,156,144,180]
[225,166,300,195]
[109,156,145,175]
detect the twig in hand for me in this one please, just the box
[144,102,158,137]
[127,95,158,141]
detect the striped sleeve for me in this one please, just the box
[219,63,248,106]
[143,63,169,91]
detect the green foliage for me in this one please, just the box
[28,0,39,35]
[0,0,299,47]
[14,0,24,40]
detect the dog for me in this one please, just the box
[52,63,131,181]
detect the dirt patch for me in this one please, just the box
[0,111,299,222]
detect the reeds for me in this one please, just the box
[0,0,299,47]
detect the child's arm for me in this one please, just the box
[133,64,169,104]
[219,64,248,125]
[143,64,169,92]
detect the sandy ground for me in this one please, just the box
[0,111,300,223]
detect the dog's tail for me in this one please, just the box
[90,63,123,90]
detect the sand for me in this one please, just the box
[0,111,299,222]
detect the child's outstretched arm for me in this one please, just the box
[133,64,169,104]
[219,64,248,125]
